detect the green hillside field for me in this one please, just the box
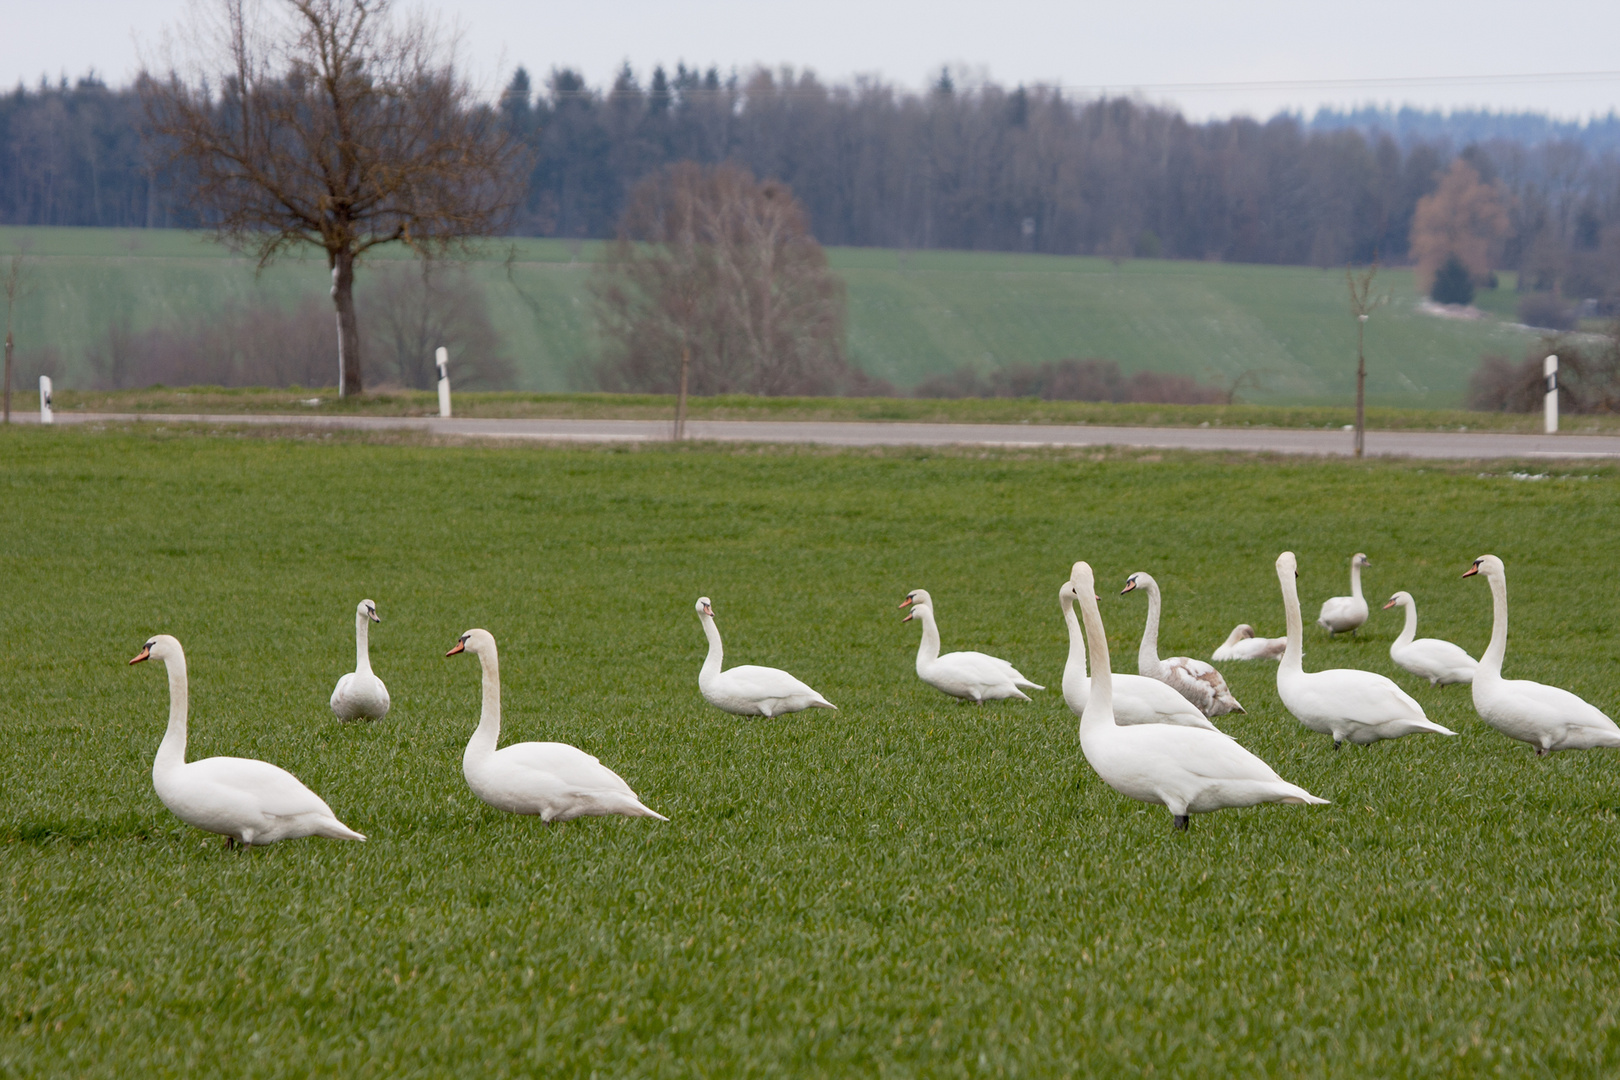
[0,226,1544,406]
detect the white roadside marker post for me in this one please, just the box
[436,346,451,418]
[1543,354,1558,434]
[38,375,52,424]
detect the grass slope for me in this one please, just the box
[1,226,1541,405]
[3,429,1619,1076]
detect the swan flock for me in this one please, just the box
[124,549,1614,846]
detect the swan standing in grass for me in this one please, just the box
[130,635,365,848]
[1382,591,1477,686]
[1072,562,1327,831]
[695,597,836,717]
[1317,553,1371,636]
[1211,624,1288,662]
[900,589,1043,702]
[1463,555,1620,755]
[330,599,390,720]
[1059,579,1217,730]
[1275,552,1455,747]
[448,629,667,822]
[1120,572,1245,716]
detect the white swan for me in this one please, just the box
[1463,555,1620,755]
[1211,624,1287,662]
[448,629,667,822]
[1382,591,1477,686]
[130,635,365,848]
[1317,553,1370,636]
[1059,579,1218,730]
[1275,552,1455,747]
[1121,571,1244,716]
[330,598,390,720]
[901,588,1043,702]
[1072,561,1327,831]
[695,597,836,717]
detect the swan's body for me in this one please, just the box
[1072,562,1327,830]
[1317,553,1370,636]
[901,589,1043,702]
[1122,572,1244,717]
[449,629,667,822]
[1464,555,1620,755]
[330,598,390,720]
[130,635,365,847]
[695,597,835,717]
[1383,591,1476,686]
[1276,552,1455,747]
[1059,581,1217,730]
[1212,624,1288,662]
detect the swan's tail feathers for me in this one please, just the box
[1278,790,1331,806]
[1420,720,1458,736]
[1008,687,1033,702]
[630,800,669,821]
[1017,680,1046,692]
[810,696,837,710]
[317,818,366,841]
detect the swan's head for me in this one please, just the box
[1071,561,1097,599]
[899,588,932,613]
[1276,551,1299,581]
[695,596,714,618]
[1120,571,1155,596]
[446,628,496,657]
[357,599,380,624]
[1463,554,1503,580]
[129,633,182,665]
[1059,580,1079,606]
[1382,590,1413,611]
[1222,624,1256,645]
[1352,553,1371,569]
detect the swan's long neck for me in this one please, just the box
[465,646,502,763]
[1138,580,1162,673]
[913,606,941,674]
[1395,600,1417,648]
[699,614,723,682]
[1078,591,1114,729]
[1280,570,1305,672]
[1350,560,1364,602]
[1062,593,1088,680]
[1481,571,1508,677]
[354,611,373,675]
[153,651,189,777]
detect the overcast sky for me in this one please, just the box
[8,0,1620,122]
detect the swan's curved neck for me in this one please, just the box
[1078,591,1113,728]
[465,646,502,762]
[699,614,723,682]
[1394,600,1417,648]
[1137,579,1162,672]
[1481,571,1508,676]
[1349,560,1364,601]
[912,606,941,673]
[153,651,189,776]
[354,611,373,675]
[1061,593,1088,680]
[1280,570,1305,671]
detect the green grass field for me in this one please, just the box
[4,426,1620,1076]
[1,226,1544,406]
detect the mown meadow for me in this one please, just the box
[2,425,1618,1076]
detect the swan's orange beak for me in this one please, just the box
[1120,579,1137,594]
[1462,563,1480,578]
[129,646,151,665]
[1382,597,1398,609]
[702,603,714,617]
[901,610,914,623]
[446,639,466,656]
[898,596,914,609]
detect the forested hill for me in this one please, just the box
[3,68,1618,282]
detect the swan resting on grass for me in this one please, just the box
[448,629,667,822]
[131,635,365,848]
[1072,561,1327,831]
[900,588,1043,702]
[1059,579,1217,730]
[1276,552,1455,748]
[1211,624,1288,662]
[330,598,390,720]
[1463,555,1620,755]
[1382,591,1476,686]
[1121,571,1244,716]
[695,597,836,717]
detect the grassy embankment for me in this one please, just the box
[3,426,1620,1075]
[0,225,1548,405]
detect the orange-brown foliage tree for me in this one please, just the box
[1409,159,1511,294]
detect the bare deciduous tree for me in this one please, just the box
[358,262,512,390]
[3,247,29,422]
[591,163,860,425]
[142,0,524,395]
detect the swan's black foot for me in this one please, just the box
[1172,814,1190,831]
[1536,746,1550,758]
[1333,739,1343,751]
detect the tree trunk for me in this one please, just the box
[674,344,691,441]
[1354,318,1366,458]
[3,330,12,423]
[331,248,363,397]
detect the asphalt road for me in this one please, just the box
[18,411,1620,459]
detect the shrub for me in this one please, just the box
[1515,293,1574,331]
[1431,255,1475,306]
[1467,330,1620,413]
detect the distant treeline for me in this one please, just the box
[3,69,1618,295]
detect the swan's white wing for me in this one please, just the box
[947,651,1041,687]
[185,757,338,818]
[497,741,636,796]
[330,672,354,710]
[1114,674,1218,729]
[713,664,820,701]
[1290,669,1427,724]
